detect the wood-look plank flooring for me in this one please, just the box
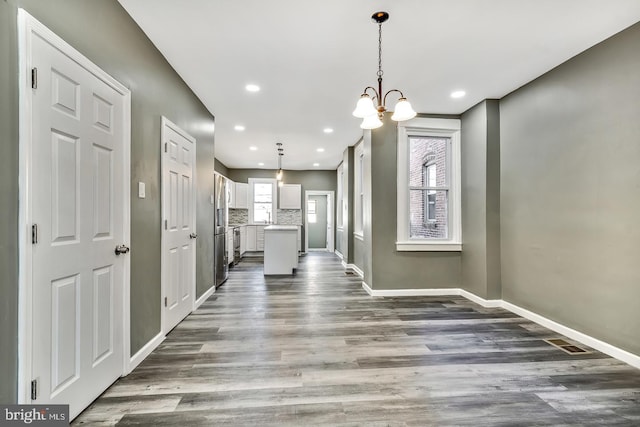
[74,253,640,426]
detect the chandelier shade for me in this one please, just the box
[360,114,383,130]
[352,94,378,118]
[354,12,417,128]
[391,98,417,121]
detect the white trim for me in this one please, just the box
[353,232,364,242]
[363,286,461,297]
[396,241,462,252]
[18,9,132,403]
[195,284,216,310]
[501,301,640,370]
[458,289,502,308]
[397,117,462,251]
[248,178,278,224]
[334,250,344,260]
[304,190,335,253]
[161,117,197,335]
[127,332,165,374]
[347,264,364,278]
[358,286,640,370]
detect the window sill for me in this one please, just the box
[396,241,461,252]
[354,233,364,242]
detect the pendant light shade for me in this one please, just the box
[276,169,283,181]
[360,114,383,130]
[391,98,417,122]
[352,94,377,118]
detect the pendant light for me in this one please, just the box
[276,143,284,182]
[353,11,417,129]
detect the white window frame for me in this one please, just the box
[397,117,461,251]
[248,178,277,224]
[354,141,364,238]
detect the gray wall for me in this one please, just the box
[227,169,336,193]
[500,22,640,356]
[365,114,462,290]
[461,100,501,299]
[215,158,230,177]
[0,0,215,402]
[0,0,19,406]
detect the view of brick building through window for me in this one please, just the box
[409,137,449,238]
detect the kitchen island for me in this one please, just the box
[263,225,298,275]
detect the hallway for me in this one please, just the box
[74,253,640,426]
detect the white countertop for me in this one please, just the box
[264,225,298,231]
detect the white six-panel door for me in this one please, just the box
[23,11,130,420]
[162,118,196,333]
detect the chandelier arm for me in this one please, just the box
[362,86,380,103]
[383,89,405,107]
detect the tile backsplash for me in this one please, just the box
[229,208,302,225]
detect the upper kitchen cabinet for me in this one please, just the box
[227,178,235,208]
[235,182,249,209]
[279,184,302,209]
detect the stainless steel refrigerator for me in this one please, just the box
[214,173,228,287]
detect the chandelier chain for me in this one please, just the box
[377,22,383,78]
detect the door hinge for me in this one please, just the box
[164,142,167,153]
[31,379,38,400]
[31,67,37,89]
[164,297,167,307]
[31,224,38,244]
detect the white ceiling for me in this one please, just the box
[118,0,640,171]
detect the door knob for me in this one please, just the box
[115,244,130,255]
[190,233,198,239]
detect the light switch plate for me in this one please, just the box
[138,182,146,198]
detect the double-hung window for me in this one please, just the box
[397,118,461,251]
[248,178,277,224]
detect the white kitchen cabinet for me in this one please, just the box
[246,225,256,251]
[279,184,301,209]
[240,225,247,255]
[256,225,266,251]
[227,178,236,208]
[235,182,248,209]
[226,229,234,266]
[264,225,298,275]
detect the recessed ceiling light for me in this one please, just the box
[316,148,325,152]
[313,163,320,167]
[323,128,333,134]
[245,84,260,92]
[451,90,466,99]
[258,162,264,166]
[234,125,245,131]
[249,146,258,151]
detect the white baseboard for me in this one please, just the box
[195,284,216,309]
[501,300,640,370]
[363,286,461,298]
[345,263,364,278]
[335,250,344,260]
[127,331,164,374]
[360,286,640,370]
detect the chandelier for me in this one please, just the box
[353,11,417,129]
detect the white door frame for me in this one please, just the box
[160,117,197,335]
[304,190,334,253]
[17,9,132,402]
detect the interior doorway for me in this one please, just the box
[304,191,334,252]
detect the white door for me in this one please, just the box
[162,118,196,333]
[28,19,130,419]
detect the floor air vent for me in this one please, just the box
[345,271,356,276]
[544,338,590,354]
